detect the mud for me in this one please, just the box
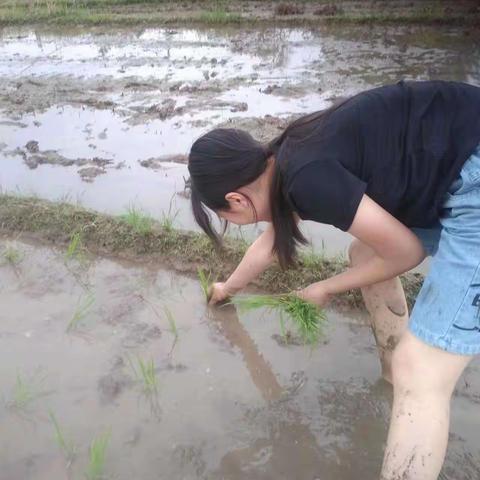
[1,237,478,479]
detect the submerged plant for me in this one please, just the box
[164,306,178,340]
[67,292,95,332]
[128,355,158,394]
[8,370,46,412]
[120,205,153,235]
[197,268,212,301]
[49,410,76,466]
[231,294,327,345]
[85,430,110,480]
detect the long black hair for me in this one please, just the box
[188,99,350,268]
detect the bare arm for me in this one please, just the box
[224,223,276,294]
[301,195,426,303]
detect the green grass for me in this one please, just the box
[231,293,326,345]
[199,9,243,25]
[120,205,153,235]
[197,267,212,301]
[9,371,45,411]
[67,292,95,332]
[160,198,179,234]
[65,231,83,260]
[49,410,76,467]
[85,430,110,480]
[128,355,158,394]
[164,305,178,340]
[1,244,24,266]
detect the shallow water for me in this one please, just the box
[0,238,479,479]
[1,25,479,255]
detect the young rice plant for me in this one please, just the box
[231,294,327,345]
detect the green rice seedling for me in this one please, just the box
[231,294,327,345]
[127,355,158,394]
[11,372,37,410]
[2,244,24,266]
[120,205,153,235]
[160,196,179,234]
[67,293,95,332]
[48,410,76,466]
[197,268,212,301]
[85,430,110,480]
[164,306,178,340]
[9,371,46,412]
[65,231,82,260]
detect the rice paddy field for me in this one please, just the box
[1,1,480,478]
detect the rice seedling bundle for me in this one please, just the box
[231,294,326,345]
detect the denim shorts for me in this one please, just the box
[409,144,480,356]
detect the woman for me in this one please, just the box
[187,80,480,479]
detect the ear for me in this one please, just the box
[225,192,248,210]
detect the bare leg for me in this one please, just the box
[348,240,409,383]
[381,331,472,479]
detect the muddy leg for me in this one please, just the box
[381,331,472,479]
[348,240,409,383]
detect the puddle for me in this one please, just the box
[0,238,478,479]
[1,24,479,258]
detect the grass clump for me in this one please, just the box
[67,292,95,332]
[197,268,212,301]
[65,231,83,260]
[120,205,153,235]
[231,294,326,345]
[199,0,243,24]
[85,430,110,480]
[49,410,76,467]
[128,355,158,394]
[1,243,24,266]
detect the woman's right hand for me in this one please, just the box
[208,282,232,305]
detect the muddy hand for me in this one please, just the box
[208,282,232,305]
[296,281,332,307]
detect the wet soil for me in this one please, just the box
[0,238,479,479]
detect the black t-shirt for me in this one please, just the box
[281,80,480,231]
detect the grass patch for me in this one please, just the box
[128,355,158,394]
[0,195,423,311]
[0,0,477,27]
[67,292,95,332]
[85,430,110,480]
[197,267,212,301]
[1,243,24,266]
[231,294,326,345]
[120,205,154,235]
[49,410,77,467]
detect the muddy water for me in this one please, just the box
[1,238,479,479]
[1,25,480,256]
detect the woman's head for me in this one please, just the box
[188,127,306,268]
[188,128,272,237]
[188,100,350,267]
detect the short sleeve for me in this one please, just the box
[287,160,367,231]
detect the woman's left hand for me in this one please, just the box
[296,281,332,307]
